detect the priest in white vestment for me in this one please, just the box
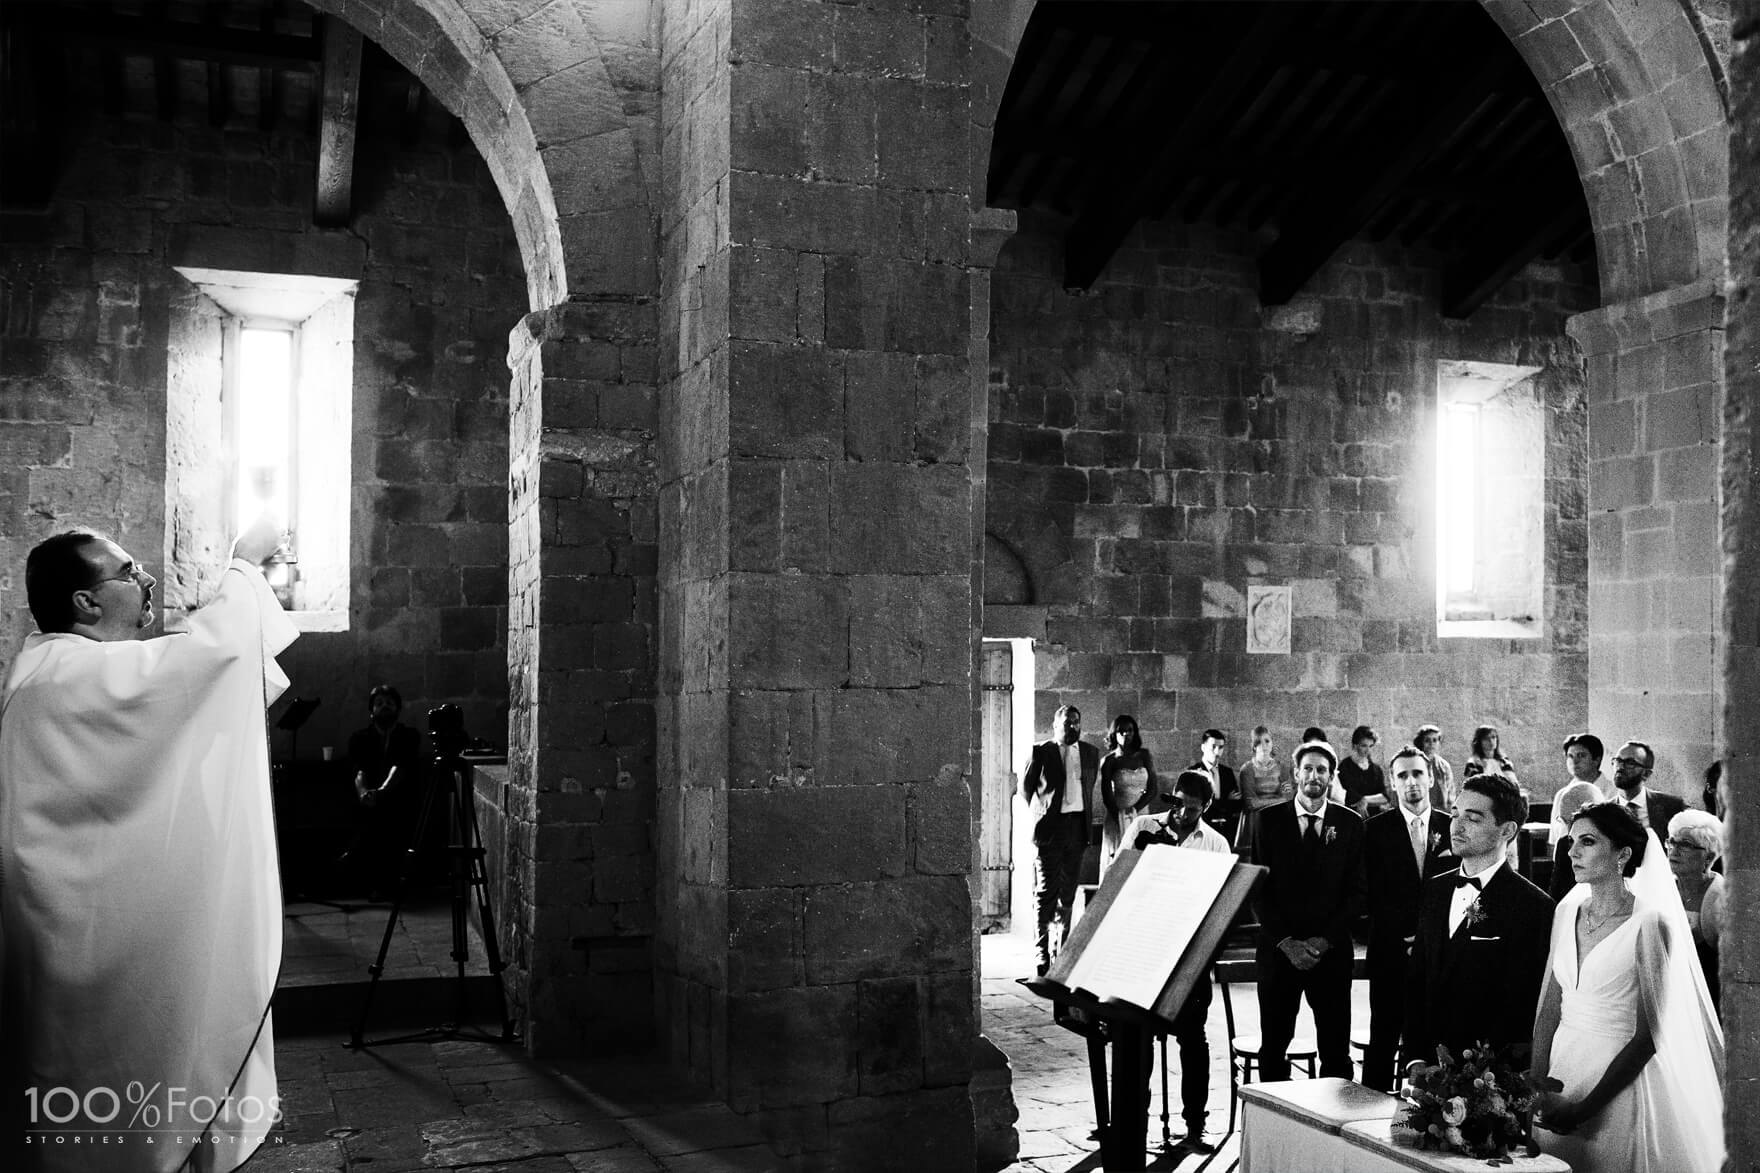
[1,519,294,1172]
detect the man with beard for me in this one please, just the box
[1361,747,1455,1090]
[1251,740,1366,1081]
[1,519,292,1171]
[1020,704,1099,976]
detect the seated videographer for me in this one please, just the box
[342,684,425,897]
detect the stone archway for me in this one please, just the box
[305,0,664,1053]
[304,0,658,308]
[972,0,1728,304]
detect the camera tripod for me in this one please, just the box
[347,752,518,1048]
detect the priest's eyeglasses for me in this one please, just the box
[94,563,156,588]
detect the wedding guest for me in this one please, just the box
[1562,732,1606,791]
[1098,714,1158,880]
[1532,803,1724,1173]
[1702,760,1723,819]
[1463,724,1521,791]
[1124,771,1230,1150]
[1415,723,1456,812]
[1339,725,1389,819]
[1019,704,1100,975]
[1405,774,1551,1073]
[1251,740,1365,1081]
[1236,725,1293,852]
[1547,780,1606,903]
[1189,728,1239,818]
[1608,741,1684,833]
[1361,746,1454,1091]
[1665,810,1725,1010]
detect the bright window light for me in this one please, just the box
[1440,401,1479,595]
[235,326,296,535]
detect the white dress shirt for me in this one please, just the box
[1059,741,1084,813]
[1447,857,1504,936]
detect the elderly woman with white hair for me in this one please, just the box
[1547,779,1608,902]
[1667,809,1726,1009]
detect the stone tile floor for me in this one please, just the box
[282,896,494,987]
[256,906,1364,1171]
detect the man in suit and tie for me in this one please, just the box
[1405,773,1552,1073]
[1020,703,1100,976]
[1190,728,1240,819]
[1251,740,1365,1081]
[1608,740,1685,834]
[1361,747,1455,1091]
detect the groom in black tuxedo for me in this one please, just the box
[1361,746,1456,1091]
[1251,740,1365,1081]
[1405,773,1552,1072]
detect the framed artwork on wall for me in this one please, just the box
[1246,585,1291,655]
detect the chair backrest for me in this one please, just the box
[1211,953,1257,1041]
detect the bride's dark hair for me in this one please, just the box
[1571,801,1648,876]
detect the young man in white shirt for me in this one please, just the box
[1121,769,1228,1149]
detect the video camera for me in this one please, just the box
[427,704,470,760]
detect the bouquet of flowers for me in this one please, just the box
[1396,1042,1542,1165]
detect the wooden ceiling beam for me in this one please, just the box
[259,0,282,132]
[8,5,319,71]
[1257,56,1522,305]
[1062,5,1290,288]
[1442,201,1584,318]
[314,16,362,227]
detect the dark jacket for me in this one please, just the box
[1405,863,1552,1069]
[1020,738,1099,838]
[1250,799,1366,950]
[1363,806,1456,967]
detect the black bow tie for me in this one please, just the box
[1455,874,1483,890]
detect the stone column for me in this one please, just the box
[656,0,979,1163]
[1720,0,1757,1158]
[1567,282,1725,795]
[967,204,1020,1172]
[506,296,660,1054]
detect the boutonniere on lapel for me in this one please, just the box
[1429,831,1449,856]
[1324,826,1338,846]
[1461,897,1487,930]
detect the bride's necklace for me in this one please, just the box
[1583,897,1633,933]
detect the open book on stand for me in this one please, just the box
[1023,846,1265,1031]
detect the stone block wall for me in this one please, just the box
[505,297,660,1054]
[987,213,1596,796]
[656,0,980,1165]
[1569,284,1726,797]
[0,101,523,758]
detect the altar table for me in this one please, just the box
[1239,1079,1400,1173]
[1239,1080,1570,1173]
[1339,1117,1569,1173]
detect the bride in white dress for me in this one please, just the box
[1530,801,1724,1173]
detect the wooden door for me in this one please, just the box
[979,642,1014,932]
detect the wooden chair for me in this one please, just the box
[1212,954,1317,1144]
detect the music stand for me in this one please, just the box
[276,696,322,762]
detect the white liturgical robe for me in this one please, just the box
[0,559,295,1172]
